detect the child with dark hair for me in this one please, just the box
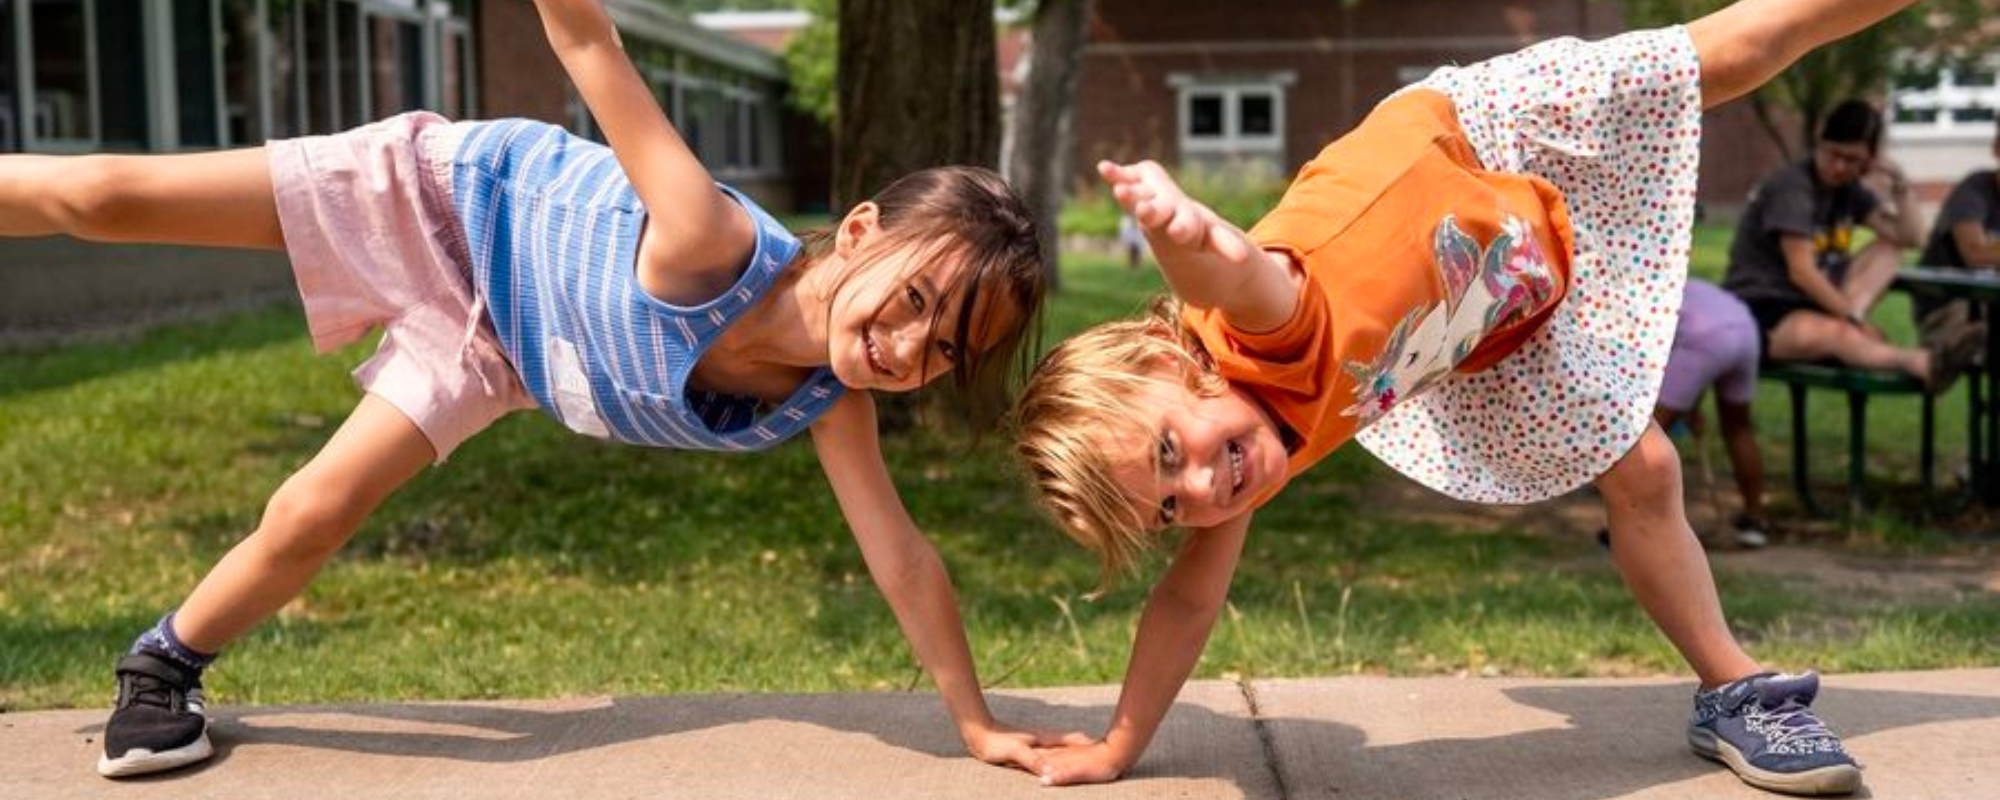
[1724,99,1983,389]
[1912,117,2000,346]
[1,0,1065,781]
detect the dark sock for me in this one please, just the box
[129,611,216,672]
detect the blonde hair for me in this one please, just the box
[1012,297,1225,583]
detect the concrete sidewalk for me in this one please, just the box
[4,669,1994,799]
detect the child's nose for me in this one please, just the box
[1182,460,1216,509]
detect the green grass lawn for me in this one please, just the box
[2,232,1993,712]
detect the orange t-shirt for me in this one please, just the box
[1183,88,1575,506]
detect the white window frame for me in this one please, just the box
[1169,72,1292,157]
[1889,56,1999,142]
[12,0,104,153]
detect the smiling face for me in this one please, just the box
[823,234,971,393]
[818,204,1021,394]
[1103,367,1290,533]
[809,168,1043,409]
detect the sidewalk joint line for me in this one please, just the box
[1236,678,1291,800]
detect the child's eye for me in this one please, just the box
[1159,495,1178,526]
[905,285,926,313]
[937,339,960,363]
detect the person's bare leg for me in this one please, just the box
[0,149,283,249]
[1688,0,1921,110]
[1769,310,1929,379]
[172,394,436,651]
[1839,240,1905,315]
[1597,423,1762,688]
[1716,400,1766,522]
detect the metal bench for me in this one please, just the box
[1759,361,1937,518]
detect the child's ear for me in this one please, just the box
[834,201,881,257]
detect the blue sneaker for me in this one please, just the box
[1689,671,1860,795]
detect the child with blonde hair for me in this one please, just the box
[1015,0,1926,794]
[1,0,1072,780]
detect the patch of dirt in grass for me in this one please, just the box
[1365,477,1998,601]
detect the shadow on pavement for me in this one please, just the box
[69,680,2000,798]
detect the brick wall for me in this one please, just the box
[476,0,573,123]
[1073,0,1786,213]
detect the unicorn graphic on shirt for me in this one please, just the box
[1342,214,1556,424]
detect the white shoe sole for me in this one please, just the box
[96,725,213,778]
[1689,726,1861,795]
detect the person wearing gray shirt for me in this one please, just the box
[1911,119,2000,348]
[1722,99,1980,392]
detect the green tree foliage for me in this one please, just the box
[781,0,837,124]
[1614,0,1996,153]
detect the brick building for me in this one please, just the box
[1071,0,1813,214]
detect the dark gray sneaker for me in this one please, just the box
[1689,671,1860,795]
[97,651,212,778]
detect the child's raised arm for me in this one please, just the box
[1097,160,1300,332]
[1035,513,1253,786]
[809,393,1093,773]
[529,1,753,280]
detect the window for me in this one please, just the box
[368,13,424,118]
[1,0,472,152]
[1171,73,1290,156]
[439,21,473,119]
[1890,59,2000,137]
[1188,94,1222,137]
[175,0,222,148]
[1,0,16,151]
[30,0,92,145]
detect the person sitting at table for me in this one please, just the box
[1913,117,2000,352]
[1723,99,1984,392]
[1658,279,1771,548]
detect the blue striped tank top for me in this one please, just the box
[446,119,845,450]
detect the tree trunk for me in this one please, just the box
[1003,0,1093,291]
[834,0,1002,208]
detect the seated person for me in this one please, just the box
[1659,279,1770,548]
[1913,117,2000,350]
[1722,100,1981,390]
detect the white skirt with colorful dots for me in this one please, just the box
[1355,25,1704,504]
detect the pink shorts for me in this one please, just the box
[269,111,533,462]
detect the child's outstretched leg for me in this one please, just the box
[101,395,434,778]
[1596,424,1859,796]
[0,149,283,248]
[1690,0,1921,109]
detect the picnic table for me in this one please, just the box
[1893,266,2000,507]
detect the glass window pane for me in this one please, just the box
[1953,105,1996,123]
[369,16,422,117]
[725,97,743,169]
[1901,107,1939,124]
[95,0,146,149]
[747,100,762,169]
[303,0,333,133]
[177,0,221,147]
[220,0,262,143]
[334,0,360,129]
[441,28,468,118]
[1188,94,1222,137]
[267,0,303,139]
[1,0,16,151]
[30,0,91,142]
[1239,93,1274,136]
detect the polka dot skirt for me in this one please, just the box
[1354,26,1703,504]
